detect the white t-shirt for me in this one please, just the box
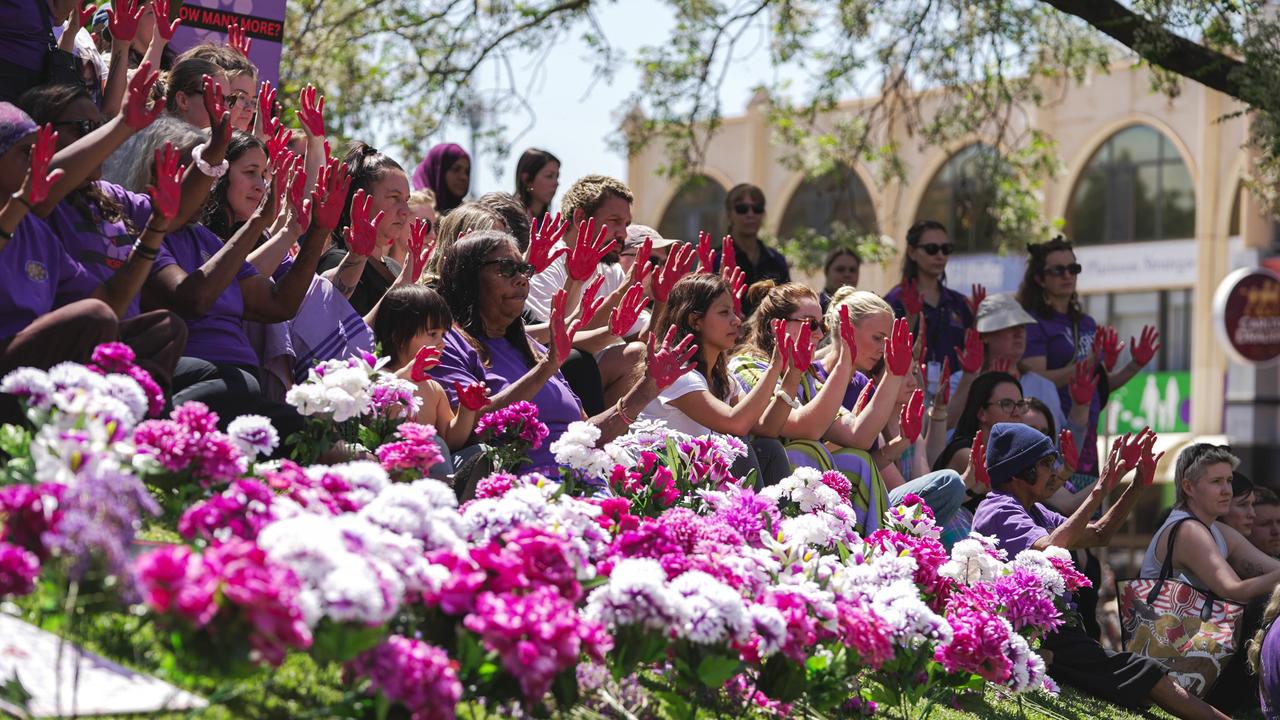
[637,369,721,437]
[526,242,627,321]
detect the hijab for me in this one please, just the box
[412,142,469,213]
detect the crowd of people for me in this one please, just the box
[1,3,1278,717]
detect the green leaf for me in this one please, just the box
[695,653,740,688]
[0,671,32,714]
[550,666,580,710]
[757,653,808,703]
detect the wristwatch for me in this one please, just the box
[191,142,229,178]
[774,389,801,409]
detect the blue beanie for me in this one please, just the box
[986,422,1057,487]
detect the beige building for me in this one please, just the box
[627,61,1279,486]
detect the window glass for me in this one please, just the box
[657,176,728,242]
[777,164,878,241]
[913,144,999,254]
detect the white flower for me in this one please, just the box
[747,604,788,658]
[48,362,107,393]
[323,386,365,422]
[324,461,390,507]
[585,558,681,629]
[550,421,614,478]
[359,479,466,552]
[779,515,829,547]
[869,579,952,647]
[669,571,751,644]
[227,415,280,458]
[101,373,148,425]
[1004,631,1051,694]
[285,383,329,415]
[939,538,1004,586]
[1011,549,1066,597]
[1,367,53,407]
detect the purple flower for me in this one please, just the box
[348,636,461,720]
[43,464,159,591]
[0,542,40,597]
[376,423,444,476]
[206,539,312,665]
[178,480,277,542]
[0,483,65,558]
[90,342,136,373]
[935,585,1013,683]
[133,402,247,486]
[992,568,1063,637]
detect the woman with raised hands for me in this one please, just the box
[0,103,185,421]
[427,229,684,481]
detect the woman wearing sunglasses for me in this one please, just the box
[884,220,974,391]
[724,183,789,293]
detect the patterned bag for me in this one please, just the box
[1116,518,1245,697]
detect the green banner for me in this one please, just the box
[1100,371,1191,436]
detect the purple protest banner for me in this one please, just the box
[169,0,286,85]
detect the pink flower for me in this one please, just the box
[0,483,64,558]
[474,402,549,449]
[936,585,1013,683]
[992,568,1062,637]
[178,480,277,542]
[206,540,312,664]
[376,423,444,476]
[90,342,136,372]
[835,599,893,668]
[348,636,461,720]
[819,470,852,504]
[0,542,40,598]
[135,545,219,627]
[474,473,518,499]
[1049,555,1092,594]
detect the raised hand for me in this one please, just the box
[900,278,923,316]
[226,22,251,57]
[957,328,983,374]
[1131,325,1160,367]
[771,319,792,372]
[1120,427,1154,473]
[989,357,1014,374]
[967,283,987,318]
[77,3,98,29]
[610,283,649,337]
[257,81,280,136]
[22,125,64,205]
[202,75,231,144]
[407,217,435,282]
[1136,432,1162,487]
[855,379,875,415]
[122,61,164,129]
[653,242,695,303]
[577,275,607,327]
[914,312,928,362]
[455,382,491,412]
[647,326,698,389]
[311,158,350,231]
[410,345,441,382]
[287,166,310,231]
[566,219,618,281]
[838,305,859,363]
[883,317,914,376]
[106,0,142,41]
[720,235,736,276]
[152,0,180,40]
[297,85,326,138]
[343,189,384,256]
[935,357,952,405]
[526,212,568,272]
[145,143,183,222]
[627,236,653,286]
[1059,428,1079,473]
[970,430,989,490]
[725,266,747,316]
[1068,362,1097,407]
[900,389,925,443]
[549,289,575,366]
[788,327,814,371]
[696,230,717,272]
[1095,326,1123,371]
[265,125,294,162]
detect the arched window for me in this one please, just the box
[913,144,999,254]
[656,175,727,241]
[776,164,878,241]
[1065,125,1195,244]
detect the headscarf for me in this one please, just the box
[412,142,469,213]
[0,103,38,159]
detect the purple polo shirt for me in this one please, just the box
[884,283,974,369]
[428,327,583,470]
[153,225,260,367]
[972,489,1066,558]
[0,216,98,341]
[0,0,53,72]
[48,183,173,318]
[1024,310,1101,475]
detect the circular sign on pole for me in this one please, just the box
[1213,266,1280,366]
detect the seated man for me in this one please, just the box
[972,423,1227,720]
[1249,487,1280,558]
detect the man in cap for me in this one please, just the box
[973,423,1226,720]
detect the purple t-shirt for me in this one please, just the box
[884,283,974,369]
[48,183,173,318]
[0,0,53,72]
[0,216,98,341]
[154,225,260,367]
[972,489,1067,558]
[429,327,583,470]
[1024,310,1101,475]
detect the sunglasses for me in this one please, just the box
[52,118,101,136]
[734,202,765,215]
[482,258,536,279]
[787,316,828,333]
[986,398,1030,413]
[226,93,257,109]
[914,242,953,256]
[1043,263,1083,277]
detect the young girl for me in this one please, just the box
[373,285,485,476]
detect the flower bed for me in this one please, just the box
[0,345,1092,719]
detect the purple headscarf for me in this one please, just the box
[0,103,38,159]
[411,142,470,213]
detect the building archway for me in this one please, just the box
[912,143,999,254]
[656,175,729,241]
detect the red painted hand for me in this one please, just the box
[1136,432,1162,488]
[967,283,987,318]
[122,62,164,129]
[455,382,491,412]
[297,85,326,138]
[526,212,568,273]
[226,22,251,56]
[1119,427,1154,473]
[1068,361,1097,407]
[1131,325,1161,366]
[1059,428,1079,473]
[107,0,142,41]
[287,166,310,231]
[696,230,717,273]
[566,218,618,281]
[610,283,649,337]
[145,143,183,221]
[78,3,98,29]
[788,326,814,371]
[971,430,990,490]
[855,379,876,415]
[884,317,914,376]
[725,266,747,316]
[407,217,435,282]
[266,125,294,163]
[577,275,607,328]
[720,235,736,276]
[311,158,350,231]
[900,278,923,316]
[549,289,574,366]
[152,0,179,40]
[989,357,1013,374]
[201,75,231,144]
[1095,326,1123,371]
[653,242,695,302]
[343,189,384,257]
[627,236,653,286]
[410,345,441,382]
[647,326,698,389]
[24,125,64,205]
[957,327,983,374]
[771,318,792,372]
[900,389,925,443]
[257,81,279,133]
[935,357,952,405]
[838,304,859,364]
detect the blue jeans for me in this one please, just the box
[889,469,965,527]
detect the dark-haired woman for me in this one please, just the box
[514,148,559,220]
[412,142,469,214]
[819,246,860,313]
[317,142,412,316]
[200,131,373,394]
[884,220,973,386]
[428,230,665,478]
[725,183,789,292]
[1017,236,1156,501]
